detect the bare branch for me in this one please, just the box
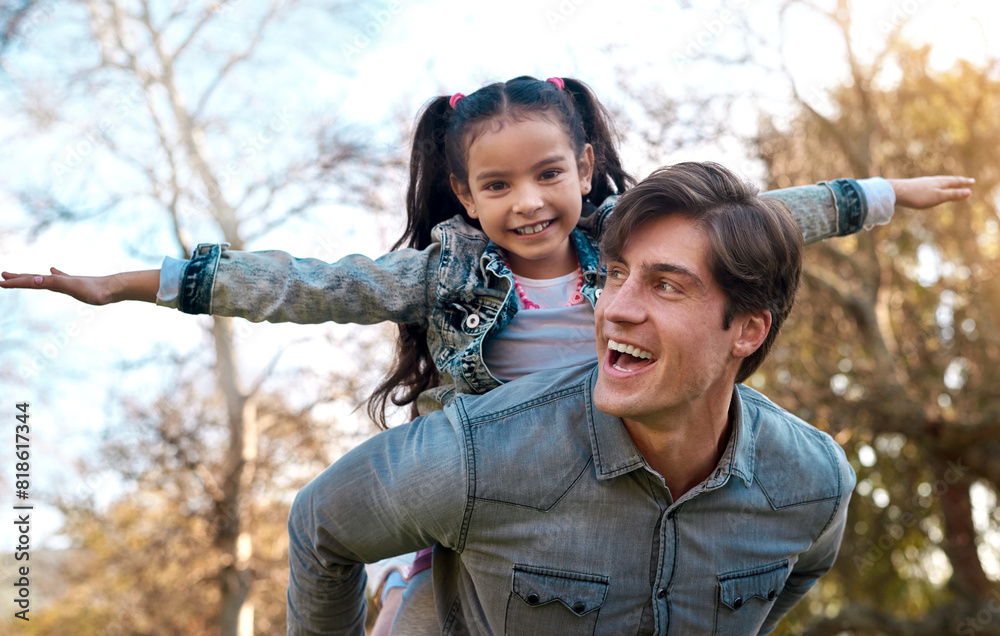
[192,0,284,119]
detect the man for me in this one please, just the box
[287,162,855,635]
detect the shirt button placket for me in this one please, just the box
[655,507,677,632]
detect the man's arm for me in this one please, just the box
[759,455,857,634]
[287,411,468,636]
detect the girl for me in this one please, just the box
[0,76,972,632]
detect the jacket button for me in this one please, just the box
[733,597,743,609]
[526,593,539,605]
[464,313,481,329]
[767,589,776,601]
[594,288,602,299]
[656,588,666,599]
[572,602,586,613]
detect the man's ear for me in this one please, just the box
[450,175,477,218]
[731,310,771,359]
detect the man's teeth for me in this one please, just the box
[607,339,653,360]
[515,221,551,235]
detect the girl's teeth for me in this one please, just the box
[516,221,550,235]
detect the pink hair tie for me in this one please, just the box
[546,77,565,90]
[449,93,465,109]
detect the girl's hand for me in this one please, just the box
[0,268,159,304]
[887,176,974,209]
[1,268,118,304]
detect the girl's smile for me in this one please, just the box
[511,219,555,236]
[451,117,594,280]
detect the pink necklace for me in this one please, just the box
[510,267,585,310]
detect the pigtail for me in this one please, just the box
[562,78,635,203]
[368,97,460,428]
[367,322,438,428]
[395,96,467,250]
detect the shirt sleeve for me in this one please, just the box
[761,177,891,245]
[155,255,187,309]
[857,177,896,229]
[759,451,856,634]
[286,409,469,635]
[155,242,441,327]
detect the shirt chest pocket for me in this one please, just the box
[714,560,788,636]
[505,564,608,636]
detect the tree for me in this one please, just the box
[0,0,390,633]
[746,4,1000,634]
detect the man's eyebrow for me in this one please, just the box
[646,262,707,293]
[473,154,568,182]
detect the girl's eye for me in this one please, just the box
[540,169,561,180]
[485,182,507,192]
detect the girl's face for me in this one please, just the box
[451,117,594,279]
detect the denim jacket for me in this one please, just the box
[286,363,856,635]
[165,180,870,411]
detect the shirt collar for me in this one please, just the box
[586,372,755,488]
[585,367,650,480]
[702,386,755,489]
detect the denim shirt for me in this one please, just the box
[165,180,869,411]
[286,363,856,635]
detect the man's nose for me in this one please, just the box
[601,279,647,325]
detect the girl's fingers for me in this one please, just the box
[0,274,42,288]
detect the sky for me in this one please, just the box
[1,0,998,576]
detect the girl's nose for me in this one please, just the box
[511,185,543,215]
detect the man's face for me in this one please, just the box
[593,214,756,429]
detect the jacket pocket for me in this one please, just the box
[505,564,607,636]
[714,560,788,636]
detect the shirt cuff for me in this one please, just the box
[156,255,188,308]
[858,177,895,229]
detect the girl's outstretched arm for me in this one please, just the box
[763,174,974,245]
[888,176,974,208]
[0,267,159,305]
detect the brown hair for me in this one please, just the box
[601,162,803,382]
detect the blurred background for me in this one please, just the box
[0,0,997,633]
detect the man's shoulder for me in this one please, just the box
[446,363,599,510]
[450,363,597,425]
[737,385,855,508]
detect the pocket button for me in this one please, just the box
[464,313,481,329]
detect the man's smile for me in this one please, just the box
[606,338,655,373]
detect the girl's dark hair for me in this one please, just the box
[368,76,635,428]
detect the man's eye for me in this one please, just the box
[608,267,627,280]
[658,281,678,292]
